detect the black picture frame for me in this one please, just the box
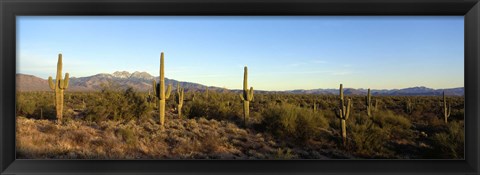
[1,0,479,174]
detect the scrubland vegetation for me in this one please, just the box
[16,87,464,159]
[16,53,464,159]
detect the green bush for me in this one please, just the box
[16,92,56,119]
[186,91,240,121]
[116,127,136,145]
[428,121,464,159]
[348,110,413,157]
[372,110,413,140]
[85,84,151,122]
[350,118,392,157]
[262,103,328,144]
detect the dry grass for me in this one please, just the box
[16,116,290,159]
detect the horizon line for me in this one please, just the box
[16,72,464,92]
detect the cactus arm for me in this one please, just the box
[152,80,158,97]
[248,87,254,101]
[62,73,69,89]
[345,98,351,120]
[165,84,172,99]
[48,76,55,90]
[239,94,245,101]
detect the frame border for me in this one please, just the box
[1,0,479,174]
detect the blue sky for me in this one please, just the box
[17,16,464,91]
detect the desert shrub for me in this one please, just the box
[16,94,37,116]
[116,127,136,145]
[85,84,151,122]
[350,118,392,157]
[425,113,444,128]
[273,148,296,159]
[427,121,464,159]
[187,99,210,118]
[16,92,56,120]
[347,110,413,157]
[262,103,328,144]
[186,95,240,121]
[372,110,413,140]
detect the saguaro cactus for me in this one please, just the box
[152,52,172,126]
[365,88,377,118]
[443,91,451,124]
[146,90,155,108]
[239,66,254,126]
[335,84,351,146]
[405,98,413,114]
[48,53,69,124]
[175,83,184,118]
[192,92,196,102]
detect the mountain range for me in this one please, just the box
[16,71,464,96]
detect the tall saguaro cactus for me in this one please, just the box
[443,91,451,124]
[239,66,254,126]
[365,88,377,118]
[153,52,172,126]
[175,83,184,118]
[48,53,69,124]
[335,84,351,146]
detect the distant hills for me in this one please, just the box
[285,86,464,96]
[17,71,222,93]
[16,72,464,96]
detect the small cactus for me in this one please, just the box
[405,98,413,114]
[175,83,184,118]
[443,91,451,124]
[365,88,377,118]
[335,84,351,146]
[152,52,172,126]
[239,66,254,126]
[146,90,155,107]
[48,53,69,124]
